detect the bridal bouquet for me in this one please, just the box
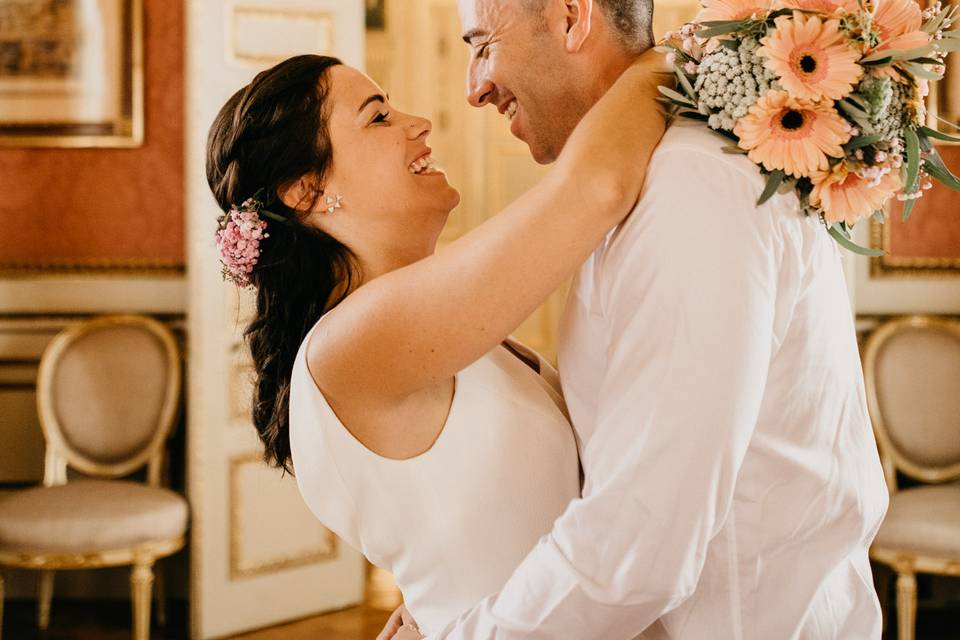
[657,0,960,254]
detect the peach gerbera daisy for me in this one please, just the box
[810,163,902,225]
[697,0,772,22]
[773,0,859,14]
[734,90,853,178]
[758,12,863,101]
[872,0,930,53]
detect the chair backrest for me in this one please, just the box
[36,314,181,487]
[862,315,960,491]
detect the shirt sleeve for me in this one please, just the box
[428,147,788,639]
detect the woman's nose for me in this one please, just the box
[405,115,432,140]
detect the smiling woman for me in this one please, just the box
[205,47,667,635]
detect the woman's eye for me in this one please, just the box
[477,44,489,59]
[371,111,389,125]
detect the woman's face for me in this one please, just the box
[318,65,460,236]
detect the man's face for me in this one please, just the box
[459,0,592,164]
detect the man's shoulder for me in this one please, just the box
[647,120,764,187]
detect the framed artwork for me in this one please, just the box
[0,0,144,148]
[365,0,385,30]
[870,143,960,278]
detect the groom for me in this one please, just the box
[390,0,890,637]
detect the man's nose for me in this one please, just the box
[467,65,495,108]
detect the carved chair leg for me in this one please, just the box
[155,560,167,626]
[873,562,890,635]
[896,571,917,640]
[1,570,6,640]
[131,560,155,640]
[37,570,54,631]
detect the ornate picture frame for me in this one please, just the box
[869,60,960,279]
[0,0,144,148]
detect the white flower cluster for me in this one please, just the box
[694,37,779,131]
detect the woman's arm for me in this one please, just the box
[313,51,669,400]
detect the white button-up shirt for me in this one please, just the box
[430,122,889,640]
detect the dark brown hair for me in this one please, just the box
[206,54,355,473]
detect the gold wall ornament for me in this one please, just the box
[0,0,145,148]
[228,452,338,580]
[0,259,185,278]
[227,3,335,67]
[869,78,960,279]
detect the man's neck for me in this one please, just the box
[583,47,646,107]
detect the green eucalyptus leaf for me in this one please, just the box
[924,152,960,191]
[674,68,698,100]
[919,126,960,143]
[698,24,747,38]
[902,62,943,80]
[904,126,920,193]
[935,38,960,53]
[658,85,696,106]
[837,101,873,132]
[843,134,884,151]
[901,196,917,222]
[862,56,894,66]
[758,169,785,205]
[678,110,710,122]
[828,225,886,256]
[885,44,936,61]
[722,145,748,154]
[778,177,798,194]
[699,19,750,27]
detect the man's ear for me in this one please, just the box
[562,0,593,53]
[278,174,323,211]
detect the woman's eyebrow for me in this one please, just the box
[358,93,389,113]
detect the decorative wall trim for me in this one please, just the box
[228,452,337,579]
[227,3,335,67]
[870,217,960,279]
[0,260,185,278]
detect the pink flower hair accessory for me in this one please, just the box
[215,189,286,288]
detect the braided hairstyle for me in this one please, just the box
[206,54,356,473]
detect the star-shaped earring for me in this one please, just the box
[325,194,343,214]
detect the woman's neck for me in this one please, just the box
[353,239,436,285]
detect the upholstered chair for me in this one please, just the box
[0,315,189,640]
[863,315,960,640]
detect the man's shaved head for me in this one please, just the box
[521,0,654,52]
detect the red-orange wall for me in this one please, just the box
[888,145,960,260]
[0,0,184,270]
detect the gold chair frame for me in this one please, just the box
[862,315,960,640]
[0,314,185,640]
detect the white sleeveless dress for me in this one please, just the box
[289,324,581,634]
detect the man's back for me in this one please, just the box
[558,121,889,638]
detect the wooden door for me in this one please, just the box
[184,1,367,637]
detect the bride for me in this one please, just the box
[206,51,665,636]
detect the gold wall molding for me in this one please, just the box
[228,452,337,580]
[0,260,185,278]
[227,3,335,67]
[870,218,960,279]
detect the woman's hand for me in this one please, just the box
[390,623,424,640]
[376,605,420,640]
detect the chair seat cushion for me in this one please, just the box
[873,483,960,558]
[0,480,188,554]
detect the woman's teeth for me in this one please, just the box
[408,155,438,175]
[505,100,518,121]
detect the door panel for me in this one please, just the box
[185,2,367,637]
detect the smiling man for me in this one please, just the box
[461,0,650,163]
[385,0,890,638]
